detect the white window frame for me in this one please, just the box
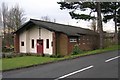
[69,38,77,42]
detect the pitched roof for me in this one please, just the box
[15,19,98,36]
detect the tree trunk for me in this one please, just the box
[118,28,120,45]
[96,2,104,49]
[114,2,118,44]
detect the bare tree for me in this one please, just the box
[1,2,26,51]
[41,16,51,21]
[7,5,26,31]
[1,3,26,32]
[1,2,8,36]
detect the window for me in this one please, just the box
[31,39,34,48]
[46,39,49,48]
[21,42,24,46]
[69,38,77,42]
[83,43,85,44]
[51,41,53,47]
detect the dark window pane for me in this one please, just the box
[32,39,34,48]
[21,42,24,46]
[46,39,49,48]
[51,41,53,46]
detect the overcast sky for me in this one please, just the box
[0,0,115,32]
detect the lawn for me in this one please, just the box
[2,56,63,71]
[1,45,120,71]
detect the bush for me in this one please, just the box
[5,53,13,58]
[72,44,83,55]
[36,53,45,57]
[2,53,5,58]
[25,53,32,56]
[2,52,18,58]
[18,53,24,57]
[12,53,17,57]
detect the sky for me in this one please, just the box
[0,0,115,32]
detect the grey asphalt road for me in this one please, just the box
[2,50,119,79]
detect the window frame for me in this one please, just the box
[69,38,77,42]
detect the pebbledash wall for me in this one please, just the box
[19,26,53,55]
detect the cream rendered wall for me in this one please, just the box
[26,30,30,53]
[19,31,27,53]
[41,28,53,55]
[19,26,53,55]
[29,27,39,53]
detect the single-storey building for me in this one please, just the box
[14,19,99,56]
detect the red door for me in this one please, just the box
[37,39,43,54]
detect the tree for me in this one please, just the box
[96,2,104,48]
[1,3,9,51]
[0,2,26,51]
[118,27,120,45]
[58,1,104,48]
[1,2,8,36]
[1,3,26,32]
[101,2,120,44]
[41,16,51,21]
[7,5,26,31]
[41,16,57,23]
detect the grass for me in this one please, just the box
[62,45,120,59]
[2,56,62,71]
[1,45,120,71]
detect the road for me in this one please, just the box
[2,50,119,79]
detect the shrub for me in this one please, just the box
[2,52,18,58]
[2,53,5,58]
[18,53,24,57]
[72,44,83,55]
[25,53,32,56]
[12,53,17,57]
[36,54,41,57]
[42,54,45,57]
[6,53,13,58]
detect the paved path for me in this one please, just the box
[3,50,119,79]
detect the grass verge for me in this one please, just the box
[69,45,120,58]
[2,56,62,71]
[1,45,120,71]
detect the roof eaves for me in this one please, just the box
[14,20,33,34]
